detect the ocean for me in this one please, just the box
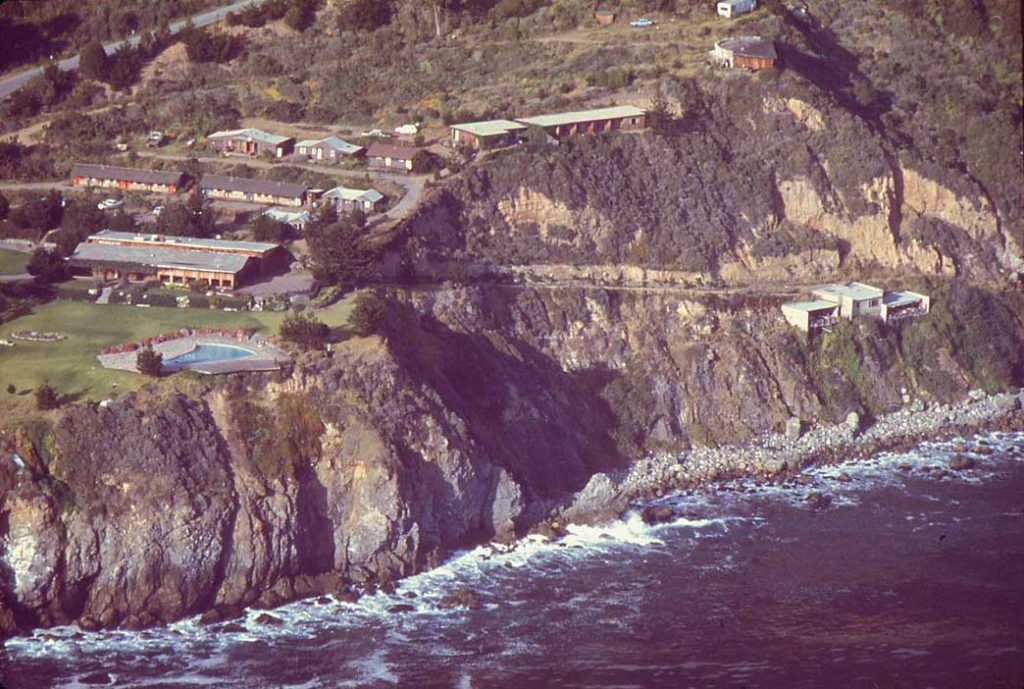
[3,432,1023,689]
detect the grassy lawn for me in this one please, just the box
[0,294,357,405]
[0,249,29,275]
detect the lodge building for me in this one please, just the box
[68,231,282,289]
[70,164,185,194]
[199,174,308,206]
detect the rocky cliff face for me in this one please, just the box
[386,72,1018,284]
[2,278,1020,635]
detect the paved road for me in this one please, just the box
[0,0,265,101]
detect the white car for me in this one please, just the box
[630,18,656,28]
[152,205,165,216]
[97,198,125,211]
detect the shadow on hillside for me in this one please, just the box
[381,301,628,511]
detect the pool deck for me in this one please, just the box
[98,334,290,375]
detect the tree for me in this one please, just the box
[106,44,143,91]
[0,192,8,220]
[279,311,330,349]
[647,92,673,135]
[27,248,68,283]
[79,40,109,81]
[305,211,373,290]
[251,214,289,242]
[35,382,59,410]
[337,0,392,31]
[157,189,216,237]
[284,0,320,31]
[136,348,164,377]
[349,292,386,336]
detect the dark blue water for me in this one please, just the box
[3,432,1023,689]
[165,344,254,369]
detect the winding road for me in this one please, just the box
[0,0,265,101]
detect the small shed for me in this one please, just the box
[711,36,778,71]
[781,300,840,332]
[595,6,616,25]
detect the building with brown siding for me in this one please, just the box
[515,105,647,139]
[199,174,308,207]
[68,232,281,289]
[449,120,528,150]
[71,164,185,194]
[367,142,420,173]
[207,128,295,158]
[711,36,777,70]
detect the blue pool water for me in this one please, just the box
[165,343,255,369]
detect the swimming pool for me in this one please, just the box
[164,343,255,370]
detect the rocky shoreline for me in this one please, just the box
[554,389,1024,527]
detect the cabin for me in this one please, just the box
[449,120,528,150]
[781,300,840,333]
[207,128,295,158]
[711,36,777,70]
[71,164,184,194]
[263,207,311,232]
[718,0,757,18]
[367,142,419,173]
[199,174,308,207]
[515,105,646,139]
[782,281,931,331]
[811,282,885,319]
[321,186,386,215]
[68,232,281,290]
[294,136,365,163]
[594,5,616,24]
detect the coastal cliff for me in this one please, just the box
[1,276,1022,635]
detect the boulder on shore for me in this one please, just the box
[806,491,832,509]
[785,417,803,441]
[949,454,975,470]
[641,504,675,524]
[438,587,482,610]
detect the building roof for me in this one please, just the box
[264,207,311,224]
[89,230,278,255]
[323,186,385,203]
[812,281,885,302]
[367,142,419,160]
[69,242,251,276]
[883,290,927,308]
[516,105,647,129]
[70,164,184,186]
[450,119,529,138]
[207,128,293,146]
[717,36,778,60]
[295,136,364,155]
[199,174,307,199]
[782,300,840,313]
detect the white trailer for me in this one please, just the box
[718,0,757,18]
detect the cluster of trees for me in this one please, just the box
[279,311,330,349]
[2,65,77,118]
[155,189,217,238]
[304,206,373,290]
[136,348,163,377]
[250,214,292,242]
[226,0,326,31]
[179,23,244,63]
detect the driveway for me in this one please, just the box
[0,0,265,101]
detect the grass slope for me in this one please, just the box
[0,296,356,405]
[0,249,29,275]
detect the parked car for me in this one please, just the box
[97,198,124,211]
[152,205,165,216]
[147,130,165,148]
[630,17,656,27]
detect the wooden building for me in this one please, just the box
[367,142,419,173]
[711,36,777,70]
[594,5,616,25]
[71,164,185,194]
[515,105,647,139]
[207,128,295,158]
[449,120,528,150]
[68,232,281,289]
[321,185,386,214]
[295,136,365,163]
[200,174,308,207]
